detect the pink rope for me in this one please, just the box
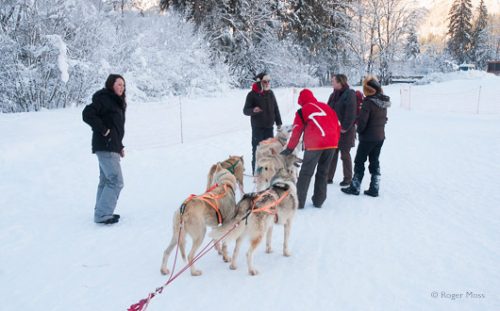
[128,221,242,311]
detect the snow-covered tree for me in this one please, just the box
[0,0,103,112]
[405,27,420,60]
[0,0,231,112]
[470,0,491,69]
[447,0,473,64]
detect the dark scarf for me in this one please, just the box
[331,85,349,106]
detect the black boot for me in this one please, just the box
[341,173,363,195]
[364,174,380,197]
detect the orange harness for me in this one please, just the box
[180,183,232,225]
[251,189,290,215]
[259,137,279,145]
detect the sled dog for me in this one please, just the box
[206,155,244,192]
[160,164,238,276]
[210,169,298,275]
[255,125,292,162]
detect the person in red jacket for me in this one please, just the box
[281,89,341,209]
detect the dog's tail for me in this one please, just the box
[209,195,254,241]
[175,210,188,261]
[169,209,187,262]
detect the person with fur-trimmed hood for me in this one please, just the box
[281,89,341,209]
[243,72,283,174]
[342,75,391,197]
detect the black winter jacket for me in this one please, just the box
[82,89,126,153]
[243,84,282,128]
[357,93,391,142]
[327,88,357,149]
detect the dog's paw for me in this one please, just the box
[191,269,203,276]
[223,255,232,263]
[266,246,273,254]
[283,250,292,257]
[249,269,259,276]
[160,268,170,275]
[229,264,238,270]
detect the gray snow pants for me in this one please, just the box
[297,148,335,209]
[94,151,124,222]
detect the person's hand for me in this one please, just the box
[280,148,293,156]
[120,148,125,158]
[341,128,347,134]
[277,125,282,130]
[253,107,263,113]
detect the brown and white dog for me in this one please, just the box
[210,169,298,275]
[206,155,245,192]
[254,153,301,191]
[254,126,301,191]
[255,125,292,161]
[160,164,238,276]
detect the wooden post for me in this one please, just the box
[476,86,482,114]
[179,97,184,144]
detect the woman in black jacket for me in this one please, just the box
[82,74,127,224]
[327,74,357,186]
[342,75,391,197]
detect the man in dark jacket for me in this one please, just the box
[326,74,357,186]
[342,75,391,197]
[243,72,282,174]
[82,74,126,224]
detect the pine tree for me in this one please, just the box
[405,27,420,60]
[470,0,491,69]
[447,0,473,64]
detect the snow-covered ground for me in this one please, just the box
[1,74,499,311]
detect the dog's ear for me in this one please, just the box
[270,148,277,156]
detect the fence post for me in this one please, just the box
[476,85,482,114]
[179,97,184,144]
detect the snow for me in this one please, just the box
[1,76,499,311]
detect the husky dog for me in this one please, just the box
[254,153,301,191]
[210,169,298,275]
[206,155,244,192]
[255,125,292,162]
[160,164,238,276]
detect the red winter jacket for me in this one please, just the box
[287,89,341,151]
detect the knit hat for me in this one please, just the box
[297,88,318,106]
[255,72,270,82]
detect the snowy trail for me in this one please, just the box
[1,82,499,311]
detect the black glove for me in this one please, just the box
[280,148,293,156]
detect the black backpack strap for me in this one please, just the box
[297,108,305,124]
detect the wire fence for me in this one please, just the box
[126,88,299,153]
[399,84,498,114]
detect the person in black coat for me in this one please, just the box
[326,74,357,186]
[342,75,391,197]
[82,74,127,224]
[243,72,282,174]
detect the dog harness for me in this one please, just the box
[224,159,240,175]
[179,183,233,225]
[250,189,290,217]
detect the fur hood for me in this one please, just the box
[363,75,382,97]
[366,93,392,109]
